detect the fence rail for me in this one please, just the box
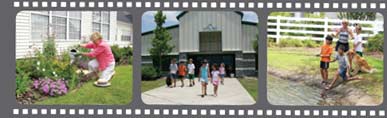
[267,16,384,43]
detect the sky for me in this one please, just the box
[141,11,258,32]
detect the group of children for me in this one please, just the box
[319,19,363,90]
[169,58,226,97]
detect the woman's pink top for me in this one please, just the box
[84,40,115,71]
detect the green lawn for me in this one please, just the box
[141,78,165,92]
[238,78,258,101]
[36,65,133,105]
[268,47,384,99]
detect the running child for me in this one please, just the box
[177,61,187,87]
[353,25,364,57]
[200,60,210,98]
[219,63,226,85]
[169,58,178,88]
[210,64,221,97]
[319,35,334,85]
[325,45,361,90]
[187,59,195,87]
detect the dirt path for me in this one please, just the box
[268,67,381,106]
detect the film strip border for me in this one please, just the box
[11,108,387,117]
[10,0,387,117]
[12,1,387,9]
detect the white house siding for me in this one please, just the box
[116,21,133,47]
[141,27,179,56]
[241,23,258,53]
[179,11,243,52]
[16,11,131,59]
[16,11,32,58]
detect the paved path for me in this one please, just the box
[142,78,256,105]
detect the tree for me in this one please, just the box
[149,11,174,74]
[337,12,376,21]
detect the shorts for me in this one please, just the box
[212,80,219,86]
[188,74,195,80]
[169,73,177,79]
[335,42,349,52]
[178,75,185,79]
[339,68,348,81]
[220,74,225,78]
[320,61,330,69]
[356,51,363,57]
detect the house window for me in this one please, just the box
[31,11,82,40]
[121,35,131,41]
[92,11,110,40]
[51,11,67,39]
[69,11,81,39]
[120,28,131,42]
[31,14,49,40]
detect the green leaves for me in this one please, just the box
[149,11,175,74]
[338,12,376,21]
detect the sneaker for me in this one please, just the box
[201,95,204,98]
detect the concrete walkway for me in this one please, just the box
[142,78,256,105]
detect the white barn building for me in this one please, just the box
[142,11,258,77]
[16,11,133,59]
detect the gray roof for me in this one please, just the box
[117,11,132,23]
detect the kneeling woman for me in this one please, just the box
[80,32,115,84]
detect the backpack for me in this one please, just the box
[166,76,172,86]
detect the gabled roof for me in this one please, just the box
[142,12,258,35]
[141,24,179,35]
[176,11,243,20]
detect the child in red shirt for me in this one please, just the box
[177,61,187,88]
[319,35,333,85]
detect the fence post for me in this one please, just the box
[323,17,329,40]
[276,16,281,44]
[372,21,378,35]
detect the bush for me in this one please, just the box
[32,78,68,97]
[367,33,384,52]
[302,40,321,48]
[141,66,159,80]
[279,39,304,47]
[16,72,31,97]
[111,45,133,65]
[42,37,57,59]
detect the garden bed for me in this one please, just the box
[16,38,133,105]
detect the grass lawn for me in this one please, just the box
[36,65,133,105]
[141,78,166,92]
[268,47,384,99]
[238,78,258,101]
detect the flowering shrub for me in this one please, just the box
[32,78,68,97]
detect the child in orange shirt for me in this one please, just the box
[319,35,333,85]
[177,61,187,88]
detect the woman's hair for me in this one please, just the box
[212,64,218,70]
[90,32,103,40]
[342,19,349,25]
[356,25,362,31]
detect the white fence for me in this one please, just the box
[267,16,384,43]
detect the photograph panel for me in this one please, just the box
[267,12,384,106]
[141,11,258,105]
[15,11,133,105]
